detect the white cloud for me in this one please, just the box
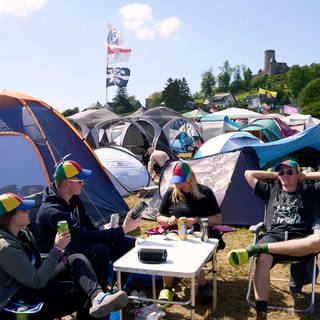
[0,0,47,17]
[119,3,153,31]
[119,3,181,40]
[157,17,181,38]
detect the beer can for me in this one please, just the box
[200,218,209,242]
[178,217,188,240]
[57,220,68,234]
[110,213,119,228]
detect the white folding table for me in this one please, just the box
[113,234,219,320]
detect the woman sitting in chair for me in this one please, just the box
[0,192,127,320]
[157,161,222,304]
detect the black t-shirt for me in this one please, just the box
[159,184,220,220]
[255,180,320,239]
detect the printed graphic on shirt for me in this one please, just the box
[272,193,304,224]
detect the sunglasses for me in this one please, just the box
[278,169,295,176]
[68,179,85,185]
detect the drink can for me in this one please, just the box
[200,218,209,242]
[110,213,119,228]
[57,220,68,234]
[178,217,188,240]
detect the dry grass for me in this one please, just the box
[64,194,320,319]
[122,195,320,320]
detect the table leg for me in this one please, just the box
[116,270,123,320]
[152,275,156,299]
[212,249,217,311]
[191,277,196,320]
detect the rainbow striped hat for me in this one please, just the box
[274,159,300,172]
[170,161,191,183]
[54,160,92,180]
[0,192,35,216]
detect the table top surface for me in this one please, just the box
[113,234,219,277]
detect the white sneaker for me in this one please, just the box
[89,291,128,318]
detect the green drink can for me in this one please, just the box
[57,220,68,233]
[16,313,29,320]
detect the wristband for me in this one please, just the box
[53,244,63,252]
[268,172,273,179]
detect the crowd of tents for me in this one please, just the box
[1,89,320,227]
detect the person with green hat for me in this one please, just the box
[228,160,320,320]
[0,192,128,319]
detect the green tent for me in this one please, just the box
[182,109,208,118]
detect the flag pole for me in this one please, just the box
[106,23,109,109]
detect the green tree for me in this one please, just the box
[200,68,216,98]
[62,107,79,117]
[251,73,268,89]
[229,65,243,94]
[162,77,192,111]
[298,78,320,114]
[242,66,252,90]
[112,87,134,114]
[286,65,313,98]
[148,92,163,108]
[217,60,233,91]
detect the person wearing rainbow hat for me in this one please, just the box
[0,192,128,319]
[157,161,222,304]
[227,159,320,320]
[35,160,141,291]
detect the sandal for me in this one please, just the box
[157,288,176,307]
[228,249,249,267]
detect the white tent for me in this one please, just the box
[194,131,263,158]
[283,113,320,131]
[94,147,153,196]
[200,115,241,141]
[211,107,262,125]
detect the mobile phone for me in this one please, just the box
[131,201,148,219]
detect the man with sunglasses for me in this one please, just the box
[35,160,141,291]
[230,159,320,320]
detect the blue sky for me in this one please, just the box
[0,0,319,112]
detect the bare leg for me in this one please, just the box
[267,234,320,256]
[254,253,273,301]
[197,270,207,286]
[163,276,174,288]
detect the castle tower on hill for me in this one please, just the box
[263,49,290,76]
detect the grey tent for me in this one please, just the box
[159,149,265,225]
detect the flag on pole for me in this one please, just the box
[106,67,131,87]
[107,46,132,64]
[258,87,277,98]
[107,23,123,47]
[283,104,299,115]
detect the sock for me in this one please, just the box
[255,300,268,313]
[247,243,268,257]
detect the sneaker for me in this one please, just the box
[196,283,213,304]
[227,249,249,267]
[89,291,128,318]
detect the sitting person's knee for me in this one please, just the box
[256,252,273,268]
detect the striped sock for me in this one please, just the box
[247,243,268,256]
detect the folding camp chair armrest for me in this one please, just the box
[249,221,265,234]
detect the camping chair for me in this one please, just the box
[246,221,318,313]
